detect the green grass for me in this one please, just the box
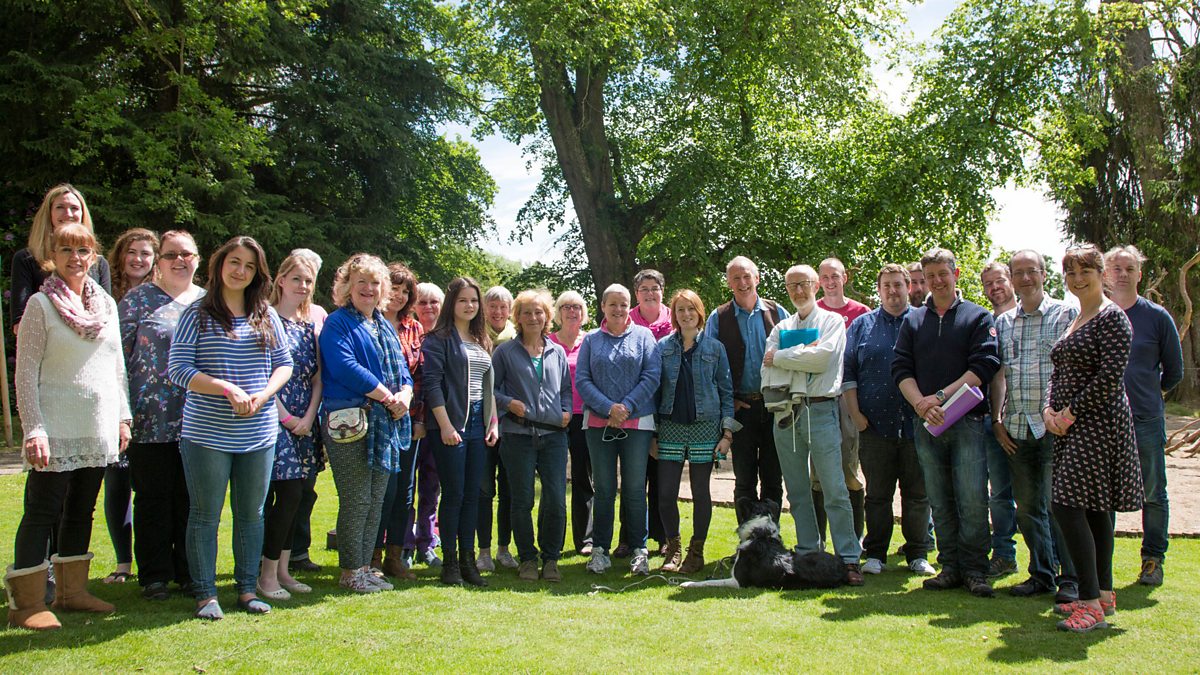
[1,470,1196,673]
[1165,400,1200,419]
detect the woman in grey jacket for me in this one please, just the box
[493,290,572,582]
[655,290,735,573]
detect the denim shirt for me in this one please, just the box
[843,306,914,439]
[656,331,736,431]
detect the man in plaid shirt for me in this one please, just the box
[990,249,1080,603]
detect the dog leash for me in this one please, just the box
[588,573,682,595]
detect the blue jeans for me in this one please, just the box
[500,431,568,563]
[179,439,274,599]
[772,400,862,563]
[429,400,487,560]
[587,427,652,552]
[914,417,990,578]
[1007,433,1076,589]
[1134,415,1169,560]
[984,415,1017,561]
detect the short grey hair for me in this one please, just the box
[554,290,589,324]
[416,281,444,303]
[484,285,514,305]
[601,283,631,305]
[785,264,817,280]
[726,256,759,277]
[1104,245,1147,269]
[633,269,665,289]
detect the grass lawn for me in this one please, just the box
[0,467,1196,673]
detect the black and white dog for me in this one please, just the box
[679,498,846,590]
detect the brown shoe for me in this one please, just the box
[5,562,61,630]
[659,536,683,572]
[370,547,384,574]
[382,545,416,580]
[541,560,562,583]
[679,538,706,574]
[51,553,115,613]
[518,560,539,581]
[845,562,865,587]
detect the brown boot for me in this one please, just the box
[51,553,114,613]
[370,547,384,573]
[382,544,416,580]
[679,538,706,574]
[5,562,61,630]
[659,536,683,572]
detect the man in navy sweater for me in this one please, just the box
[892,248,1002,597]
[1105,245,1184,586]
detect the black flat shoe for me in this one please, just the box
[142,581,170,601]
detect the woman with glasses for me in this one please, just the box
[576,284,661,576]
[548,291,593,555]
[119,231,205,601]
[7,224,129,631]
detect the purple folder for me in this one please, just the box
[923,384,984,437]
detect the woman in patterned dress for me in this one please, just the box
[119,230,204,601]
[257,253,325,600]
[1044,244,1142,632]
[654,290,734,573]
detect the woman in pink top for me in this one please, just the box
[548,290,592,555]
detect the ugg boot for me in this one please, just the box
[679,538,706,574]
[459,551,489,587]
[51,553,114,613]
[370,547,384,573]
[5,562,61,630]
[659,536,683,572]
[440,551,462,586]
[383,544,416,580]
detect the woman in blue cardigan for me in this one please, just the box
[319,254,414,594]
[421,276,498,586]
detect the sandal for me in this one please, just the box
[104,570,134,584]
[194,599,225,621]
[1055,595,1116,617]
[1057,604,1108,633]
[1099,591,1116,616]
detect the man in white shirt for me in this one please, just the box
[762,264,862,585]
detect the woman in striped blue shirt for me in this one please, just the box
[167,236,293,620]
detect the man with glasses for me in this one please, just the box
[1104,245,1184,586]
[705,257,789,520]
[893,247,1001,597]
[762,264,862,584]
[980,261,1019,580]
[990,250,1079,602]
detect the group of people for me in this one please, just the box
[4,184,1183,636]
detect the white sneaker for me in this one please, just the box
[496,547,519,569]
[476,549,495,572]
[586,548,611,574]
[363,569,394,591]
[862,558,885,575]
[340,569,380,594]
[909,558,937,576]
[630,548,650,576]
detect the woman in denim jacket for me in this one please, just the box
[655,290,735,573]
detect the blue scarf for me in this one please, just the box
[349,305,412,474]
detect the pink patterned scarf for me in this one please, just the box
[40,274,109,340]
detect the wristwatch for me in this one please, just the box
[935,389,946,403]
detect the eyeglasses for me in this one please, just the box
[636,286,663,294]
[160,251,197,261]
[56,246,93,258]
[601,427,628,442]
[785,281,814,290]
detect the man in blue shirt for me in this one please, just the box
[705,256,790,520]
[843,263,934,577]
[1105,245,1185,586]
[892,247,1002,598]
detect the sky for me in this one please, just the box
[455,0,1072,271]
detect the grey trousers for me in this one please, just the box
[324,432,389,570]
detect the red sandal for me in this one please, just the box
[1055,593,1116,617]
[1057,603,1109,633]
[1099,591,1116,616]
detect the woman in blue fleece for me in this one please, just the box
[576,284,661,576]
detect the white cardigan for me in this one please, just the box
[16,292,130,472]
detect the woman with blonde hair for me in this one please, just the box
[10,184,111,332]
[319,254,414,593]
[548,290,594,555]
[6,223,130,631]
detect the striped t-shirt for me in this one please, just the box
[168,304,293,453]
[465,341,491,403]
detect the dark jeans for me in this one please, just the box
[914,417,990,578]
[262,479,304,560]
[567,415,594,551]
[14,467,105,568]
[984,415,1017,561]
[290,472,319,561]
[103,463,132,565]
[730,397,783,521]
[429,401,488,560]
[478,438,512,549]
[1007,433,1076,589]
[128,442,191,586]
[859,430,931,563]
[1133,415,1169,560]
[588,427,652,552]
[501,431,568,563]
[1053,503,1114,601]
[657,459,714,541]
[375,442,419,549]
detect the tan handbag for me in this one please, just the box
[325,406,368,444]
